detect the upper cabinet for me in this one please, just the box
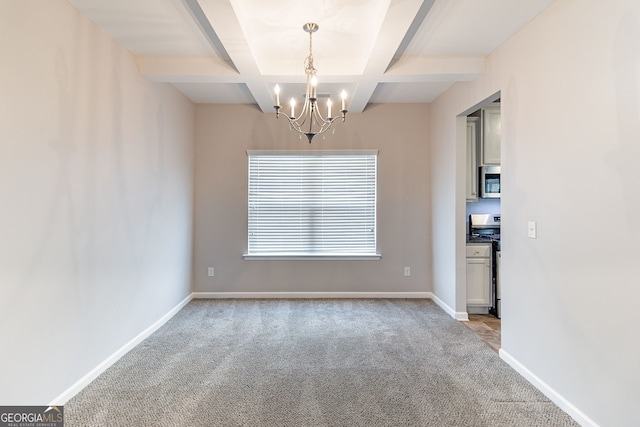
[466,117,479,202]
[467,103,500,203]
[481,104,501,165]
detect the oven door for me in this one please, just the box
[480,166,501,198]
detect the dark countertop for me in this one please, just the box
[467,235,501,250]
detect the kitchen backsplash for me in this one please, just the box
[466,198,501,217]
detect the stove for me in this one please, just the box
[469,213,500,236]
[468,214,501,317]
[469,214,501,249]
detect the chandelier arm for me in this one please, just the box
[311,104,333,127]
[311,107,339,133]
[275,109,306,134]
[278,100,344,136]
[285,107,312,133]
[285,116,305,135]
[314,121,338,137]
[285,109,337,137]
[296,101,311,128]
[317,106,339,124]
[301,96,312,117]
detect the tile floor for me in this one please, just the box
[463,314,501,353]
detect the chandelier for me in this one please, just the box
[273,23,348,143]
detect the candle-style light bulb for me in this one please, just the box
[310,75,317,99]
[327,98,332,118]
[341,90,347,111]
[290,97,296,117]
[274,84,280,106]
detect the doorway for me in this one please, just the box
[457,91,502,342]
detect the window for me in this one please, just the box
[244,150,379,260]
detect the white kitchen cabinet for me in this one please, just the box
[466,244,492,308]
[481,104,501,165]
[466,118,478,201]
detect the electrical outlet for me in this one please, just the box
[207,267,214,277]
[404,266,411,277]
[527,221,537,239]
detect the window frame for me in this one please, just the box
[243,150,381,261]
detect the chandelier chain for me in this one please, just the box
[305,26,315,75]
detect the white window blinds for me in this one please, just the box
[246,151,378,258]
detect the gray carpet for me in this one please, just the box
[65,299,578,426]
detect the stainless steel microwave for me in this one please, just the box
[480,166,501,198]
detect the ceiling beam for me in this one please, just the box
[349,0,436,112]
[182,0,237,72]
[194,0,275,112]
[385,0,437,72]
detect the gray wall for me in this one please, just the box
[429,0,640,425]
[193,104,432,294]
[0,0,195,404]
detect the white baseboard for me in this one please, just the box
[49,294,193,405]
[455,311,469,321]
[192,291,432,299]
[430,293,468,321]
[499,349,597,427]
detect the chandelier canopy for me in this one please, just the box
[273,23,348,143]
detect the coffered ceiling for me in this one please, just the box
[67,0,556,112]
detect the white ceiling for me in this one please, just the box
[67,0,557,112]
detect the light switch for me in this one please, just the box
[527,221,537,239]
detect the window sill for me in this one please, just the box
[243,254,382,261]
